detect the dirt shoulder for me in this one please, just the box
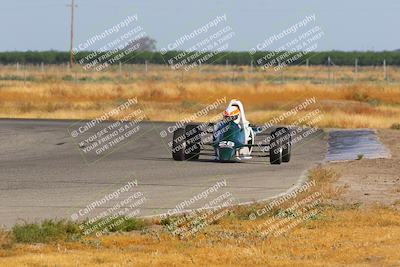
[330,129,400,208]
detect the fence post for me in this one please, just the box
[327,56,331,83]
[355,58,358,81]
[23,65,26,86]
[145,60,148,73]
[383,59,387,81]
[277,58,284,83]
[306,58,309,81]
[181,69,184,83]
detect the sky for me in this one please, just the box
[1,0,399,52]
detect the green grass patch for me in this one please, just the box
[12,220,82,244]
[83,216,148,235]
[11,216,148,244]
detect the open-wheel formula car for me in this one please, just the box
[171,99,291,164]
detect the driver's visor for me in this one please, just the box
[223,114,239,122]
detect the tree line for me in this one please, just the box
[0,50,399,66]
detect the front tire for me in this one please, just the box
[172,124,201,161]
[184,124,201,160]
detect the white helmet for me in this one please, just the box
[223,105,240,124]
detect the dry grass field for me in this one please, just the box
[0,208,399,266]
[1,64,400,129]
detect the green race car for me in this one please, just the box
[171,99,291,164]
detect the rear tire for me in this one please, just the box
[270,129,282,165]
[276,127,291,163]
[172,128,186,161]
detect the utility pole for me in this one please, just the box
[67,0,77,67]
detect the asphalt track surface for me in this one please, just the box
[0,119,326,227]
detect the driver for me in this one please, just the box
[223,105,241,125]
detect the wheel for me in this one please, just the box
[172,128,186,161]
[276,127,291,162]
[184,124,201,160]
[270,129,282,165]
[172,125,201,161]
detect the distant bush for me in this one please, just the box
[390,123,400,130]
[97,76,112,82]
[79,76,94,82]
[0,75,36,81]
[62,75,73,81]
[1,50,400,66]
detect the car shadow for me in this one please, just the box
[140,157,267,164]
